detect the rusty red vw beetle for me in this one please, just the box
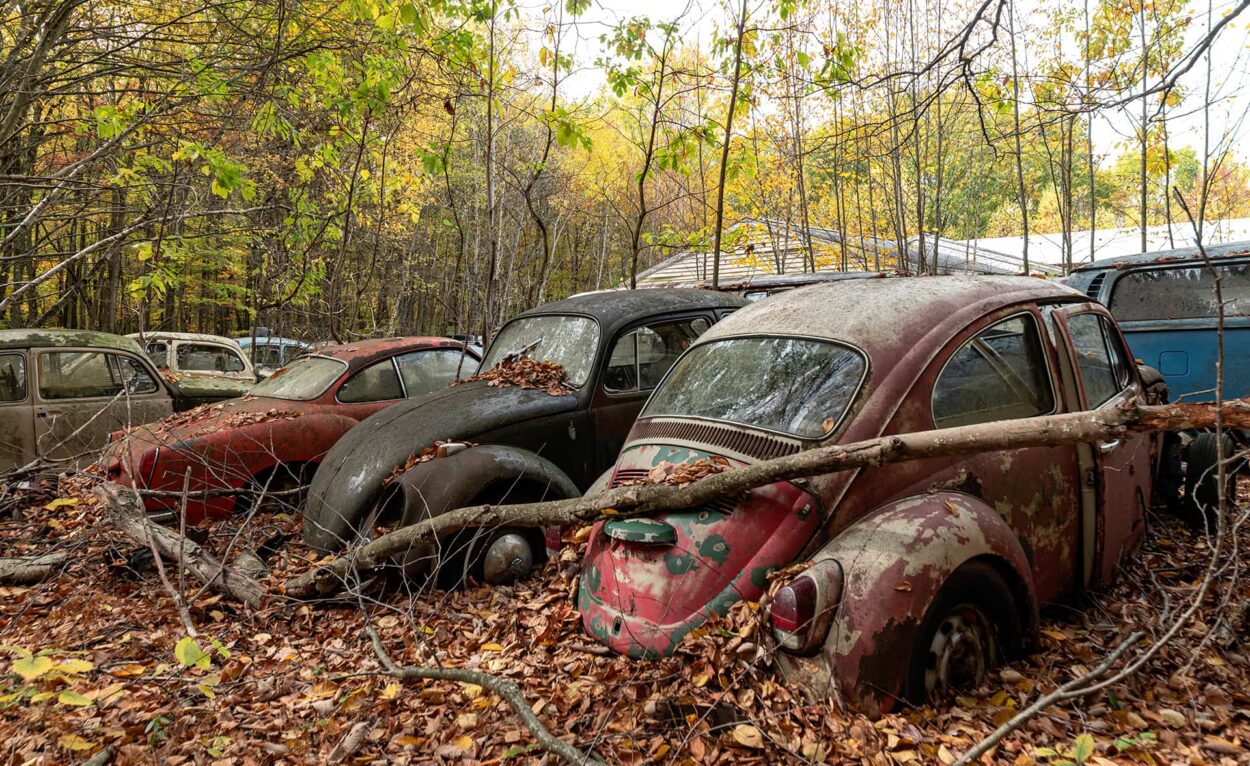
[107,337,477,523]
[578,276,1159,713]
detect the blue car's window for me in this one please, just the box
[642,337,865,439]
[1110,263,1250,321]
[932,315,1055,429]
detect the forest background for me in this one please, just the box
[3,0,1249,343]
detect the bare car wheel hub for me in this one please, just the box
[482,532,534,585]
[924,605,993,694]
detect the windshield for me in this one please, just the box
[478,315,600,386]
[251,356,346,400]
[643,337,867,439]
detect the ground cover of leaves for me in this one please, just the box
[0,475,1247,765]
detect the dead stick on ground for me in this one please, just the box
[0,553,70,585]
[366,626,604,766]
[289,398,1250,598]
[97,483,263,607]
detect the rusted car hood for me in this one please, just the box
[120,395,306,445]
[578,443,819,658]
[304,381,578,547]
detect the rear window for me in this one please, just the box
[642,337,866,439]
[1109,263,1250,321]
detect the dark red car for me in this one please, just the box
[107,337,478,523]
[578,276,1160,713]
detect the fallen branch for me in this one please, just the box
[287,398,1250,598]
[367,626,603,765]
[96,483,264,607]
[0,553,70,585]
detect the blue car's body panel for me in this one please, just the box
[1068,241,1250,402]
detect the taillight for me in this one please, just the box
[770,559,843,656]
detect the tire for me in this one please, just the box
[1185,433,1239,527]
[906,561,1022,703]
[434,484,550,590]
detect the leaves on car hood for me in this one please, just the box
[455,357,574,396]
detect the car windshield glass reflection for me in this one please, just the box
[643,337,866,438]
[478,315,600,386]
[251,356,346,400]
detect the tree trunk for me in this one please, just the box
[287,398,1250,599]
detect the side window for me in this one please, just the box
[112,355,158,394]
[1066,313,1125,407]
[38,352,157,399]
[252,345,282,367]
[605,316,712,393]
[395,349,476,397]
[0,353,27,402]
[145,342,169,369]
[337,359,403,403]
[932,314,1056,429]
[177,343,245,373]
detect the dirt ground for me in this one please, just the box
[0,473,1247,765]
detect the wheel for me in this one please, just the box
[245,464,307,515]
[433,484,549,589]
[1185,433,1239,526]
[906,561,1022,702]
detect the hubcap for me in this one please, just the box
[924,605,994,694]
[482,532,533,585]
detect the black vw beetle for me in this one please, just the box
[303,289,745,584]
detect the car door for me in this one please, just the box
[334,357,409,420]
[590,314,715,472]
[33,349,170,463]
[1051,305,1152,588]
[0,351,34,471]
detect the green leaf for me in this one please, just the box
[57,690,92,707]
[1071,733,1095,764]
[12,655,53,682]
[54,659,94,674]
[174,637,211,670]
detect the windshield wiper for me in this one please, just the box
[501,337,542,365]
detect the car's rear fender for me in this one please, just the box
[394,444,580,527]
[774,491,1037,716]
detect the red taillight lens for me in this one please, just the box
[770,559,843,656]
[771,576,816,632]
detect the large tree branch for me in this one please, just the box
[97,482,263,607]
[286,398,1250,598]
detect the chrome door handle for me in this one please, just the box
[1098,439,1121,454]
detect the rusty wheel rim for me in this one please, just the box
[924,605,994,694]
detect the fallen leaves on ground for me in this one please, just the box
[0,474,1247,764]
[455,357,574,396]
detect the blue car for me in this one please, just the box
[235,334,310,375]
[1068,240,1250,519]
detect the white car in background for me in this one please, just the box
[127,331,257,405]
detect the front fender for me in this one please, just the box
[394,444,580,527]
[774,491,1037,715]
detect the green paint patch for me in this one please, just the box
[664,551,695,575]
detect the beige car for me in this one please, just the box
[0,330,173,472]
[128,331,257,405]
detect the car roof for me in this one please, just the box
[0,329,147,355]
[307,336,470,372]
[1072,239,1250,273]
[509,288,747,338]
[236,336,308,348]
[128,331,244,348]
[698,275,1083,351]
